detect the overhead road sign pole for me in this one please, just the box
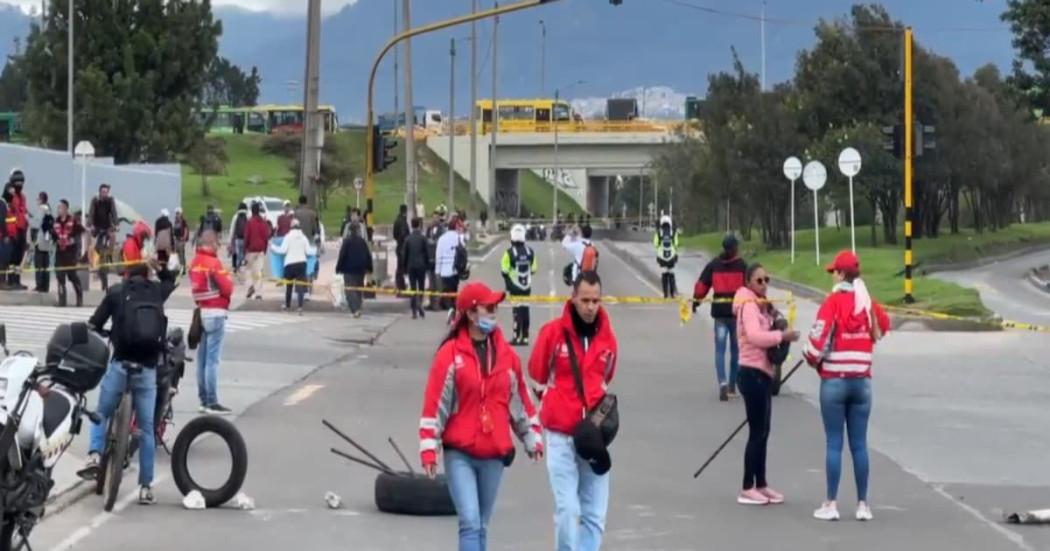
[365,0,581,233]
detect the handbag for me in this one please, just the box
[563,329,619,446]
[767,311,791,366]
[187,308,203,351]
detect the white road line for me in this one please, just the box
[929,484,1035,551]
[603,243,662,296]
[283,383,324,406]
[48,474,171,551]
[474,240,505,264]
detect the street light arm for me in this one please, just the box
[366,0,563,229]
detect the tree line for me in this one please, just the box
[656,2,1050,247]
[0,0,260,164]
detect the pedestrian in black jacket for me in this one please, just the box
[33,192,55,293]
[400,218,429,319]
[392,204,410,291]
[335,223,373,318]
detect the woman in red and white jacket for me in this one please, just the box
[803,251,890,522]
[419,281,542,551]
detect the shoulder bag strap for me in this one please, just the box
[563,328,588,411]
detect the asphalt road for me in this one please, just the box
[27,239,1050,551]
[934,248,1050,326]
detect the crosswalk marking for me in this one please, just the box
[0,306,310,355]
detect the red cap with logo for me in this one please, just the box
[825,250,860,274]
[455,282,506,313]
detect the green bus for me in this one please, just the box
[0,112,24,143]
[197,105,339,135]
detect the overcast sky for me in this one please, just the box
[6,0,357,16]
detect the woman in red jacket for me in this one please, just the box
[419,281,543,551]
[803,251,890,522]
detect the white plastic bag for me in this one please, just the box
[331,274,347,309]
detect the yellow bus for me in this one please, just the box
[475,98,577,133]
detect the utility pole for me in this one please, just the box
[67,0,73,155]
[448,37,457,209]
[760,1,766,91]
[299,0,322,207]
[393,0,399,127]
[469,0,479,202]
[402,0,417,212]
[539,20,546,97]
[553,88,560,223]
[903,26,915,303]
[489,2,499,213]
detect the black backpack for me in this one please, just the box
[454,244,470,280]
[118,280,167,353]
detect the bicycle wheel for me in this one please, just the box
[103,393,132,512]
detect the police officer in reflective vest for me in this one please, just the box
[501,224,538,346]
[655,214,680,298]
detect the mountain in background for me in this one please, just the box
[1,0,1019,122]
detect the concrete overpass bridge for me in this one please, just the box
[427,130,679,217]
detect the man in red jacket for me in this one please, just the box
[189,230,234,415]
[6,170,28,289]
[529,271,618,551]
[693,233,747,401]
[243,202,270,300]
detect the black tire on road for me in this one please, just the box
[771,363,783,396]
[103,393,132,512]
[171,415,248,508]
[374,472,456,516]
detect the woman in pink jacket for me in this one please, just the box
[732,263,799,505]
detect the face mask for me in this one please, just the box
[477,315,498,336]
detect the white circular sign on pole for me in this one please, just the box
[74,141,95,158]
[838,147,862,177]
[783,156,802,181]
[353,177,364,191]
[803,160,827,191]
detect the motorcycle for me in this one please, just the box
[0,322,107,551]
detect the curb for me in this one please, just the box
[922,243,1050,274]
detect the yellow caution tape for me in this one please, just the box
[882,304,1050,334]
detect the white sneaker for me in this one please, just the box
[814,503,840,521]
[856,503,873,521]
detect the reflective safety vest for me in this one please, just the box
[655,229,678,261]
[502,243,536,291]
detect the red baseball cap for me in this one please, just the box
[456,282,506,312]
[826,250,860,274]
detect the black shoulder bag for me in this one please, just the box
[563,329,619,446]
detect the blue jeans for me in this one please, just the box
[88,360,157,487]
[820,377,873,502]
[197,314,227,407]
[713,318,739,389]
[546,431,610,551]
[444,449,505,551]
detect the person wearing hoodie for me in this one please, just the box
[335,223,373,318]
[190,230,235,416]
[0,184,10,291]
[7,170,29,290]
[693,234,748,402]
[732,263,799,506]
[419,281,543,551]
[803,251,890,522]
[122,221,152,278]
[32,192,55,293]
[243,201,271,300]
[271,219,316,314]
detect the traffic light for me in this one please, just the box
[915,123,935,157]
[881,125,902,158]
[372,126,398,173]
[882,122,935,159]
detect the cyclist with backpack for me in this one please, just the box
[501,224,537,346]
[562,224,599,286]
[80,258,176,505]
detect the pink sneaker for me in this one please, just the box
[737,488,770,506]
[757,487,785,504]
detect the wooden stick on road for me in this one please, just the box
[693,359,806,479]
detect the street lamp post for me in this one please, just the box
[552,80,583,224]
[67,0,74,155]
[538,20,546,97]
[448,37,457,210]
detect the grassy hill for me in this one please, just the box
[181,130,583,230]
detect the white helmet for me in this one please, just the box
[510,224,526,243]
[660,215,672,227]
